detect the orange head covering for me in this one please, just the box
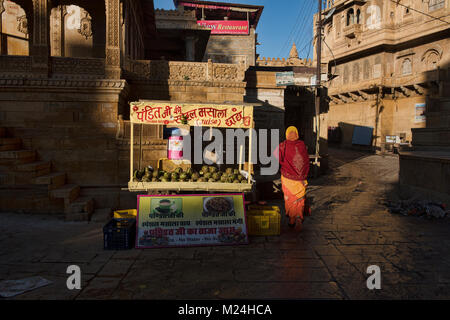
[286,126,299,141]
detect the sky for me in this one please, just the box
[153,0,317,60]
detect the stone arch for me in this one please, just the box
[346,8,354,26]
[49,0,105,58]
[356,9,361,24]
[401,58,412,75]
[421,48,442,71]
[0,0,33,55]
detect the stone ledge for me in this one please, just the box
[0,78,128,90]
[127,79,247,88]
[399,151,450,163]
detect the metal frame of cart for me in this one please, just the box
[128,100,255,193]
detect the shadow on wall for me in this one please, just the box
[120,59,171,118]
[395,62,450,202]
[423,63,450,130]
[118,59,171,182]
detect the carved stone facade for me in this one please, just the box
[122,58,245,84]
[105,0,121,79]
[316,0,450,148]
[0,0,250,214]
[50,5,93,57]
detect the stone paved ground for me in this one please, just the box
[1,148,450,300]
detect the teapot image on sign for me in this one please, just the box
[149,198,184,218]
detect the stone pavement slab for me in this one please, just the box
[1,152,450,299]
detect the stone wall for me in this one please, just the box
[399,152,450,202]
[328,95,428,148]
[204,28,256,67]
[0,79,127,187]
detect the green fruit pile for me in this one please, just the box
[133,165,249,184]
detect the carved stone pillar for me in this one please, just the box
[105,0,121,79]
[31,0,50,77]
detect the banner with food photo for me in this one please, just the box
[136,193,248,248]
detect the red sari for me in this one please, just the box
[274,127,310,230]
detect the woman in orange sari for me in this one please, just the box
[274,126,310,231]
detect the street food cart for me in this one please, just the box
[127,100,255,193]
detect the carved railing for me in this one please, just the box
[50,57,105,79]
[0,55,246,83]
[0,55,32,77]
[344,23,362,39]
[122,58,246,83]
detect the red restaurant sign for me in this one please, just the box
[197,20,249,35]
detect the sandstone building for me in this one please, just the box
[316,0,449,148]
[173,0,263,67]
[0,0,251,219]
[316,0,450,199]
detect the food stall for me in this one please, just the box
[127,100,255,193]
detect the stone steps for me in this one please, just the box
[0,187,65,214]
[50,184,80,204]
[0,154,36,168]
[411,145,450,152]
[0,173,13,185]
[65,196,95,221]
[34,172,66,190]
[426,112,450,128]
[0,150,36,160]
[412,127,450,147]
[10,168,52,184]
[16,160,52,172]
[440,82,450,98]
[399,151,450,202]
[0,138,22,151]
[90,208,113,223]
[0,129,95,220]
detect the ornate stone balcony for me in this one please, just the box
[327,69,446,104]
[0,55,247,85]
[344,23,362,39]
[122,58,246,84]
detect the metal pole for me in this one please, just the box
[314,0,322,177]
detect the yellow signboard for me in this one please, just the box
[136,193,249,248]
[130,101,254,128]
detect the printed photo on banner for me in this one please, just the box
[136,193,248,248]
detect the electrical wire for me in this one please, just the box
[389,0,450,25]
[322,37,337,83]
[292,0,316,56]
[277,0,310,57]
[305,37,313,61]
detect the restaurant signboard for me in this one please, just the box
[196,20,249,35]
[136,194,249,248]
